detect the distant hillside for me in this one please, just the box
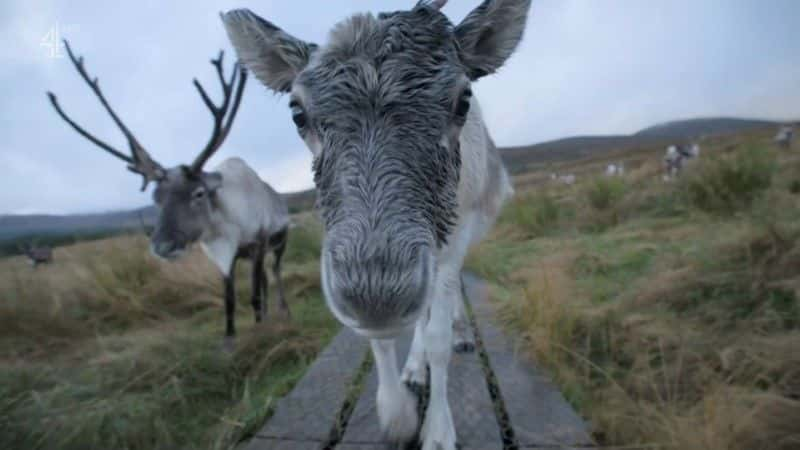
[635,117,779,139]
[0,207,156,242]
[2,116,790,245]
[0,190,316,246]
[500,116,785,173]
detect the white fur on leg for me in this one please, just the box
[402,317,428,386]
[451,290,474,353]
[421,273,457,450]
[371,339,419,443]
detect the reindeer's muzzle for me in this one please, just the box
[321,235,434,338]
[150,230,190,261]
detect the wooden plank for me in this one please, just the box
[254,327,369,442]
[338,329,414,446]
[463,272,594,448]
[339,313,502,448]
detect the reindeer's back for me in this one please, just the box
[214,158,290,240]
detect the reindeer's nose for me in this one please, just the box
[322,240,432,333]
[151,240,182,259]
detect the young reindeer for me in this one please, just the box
[47,41,292,350]
[222,0,527,448]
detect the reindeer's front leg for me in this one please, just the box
[452,285,475,353]
[402,310,428,389]
[421,269,457,450]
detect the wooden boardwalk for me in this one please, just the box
[242,273,592,450]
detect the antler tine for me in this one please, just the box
[217,64,248,147]
[49,40,164,191]
[47,92,132,163]
[190,52,248,173]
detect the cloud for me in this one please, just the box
[2,0,799,215]
[255,152,314,194]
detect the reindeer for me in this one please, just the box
[20,244,53,268]
[551,172,577,185]
[605,162,625,176]
[222,1,528,448]
[774,125,794,149]
[663,142,700,181]
[47,41,291,350]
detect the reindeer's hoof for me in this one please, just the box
[453,341,475,353]
[221,336,236,354]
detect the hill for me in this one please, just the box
[2,116,790,246]
[500,116,786,173]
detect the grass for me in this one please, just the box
[499,190,562,238]
[680,145,777,214]
[0,217,337,450]
[468,132,800,450]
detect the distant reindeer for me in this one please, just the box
[663,142,700,181]
[551,172,577,185]
[774,125,794,149]
[19,244,53,268]
[47,41,291,350]
[605,162,625,176]
[223,0,527,448]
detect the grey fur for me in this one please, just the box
[455,0,533,79]
[223,1,529,445]
[150,166,221,256]
[47,43,290,342]
[223,0,529,332]
[222,10,318,93]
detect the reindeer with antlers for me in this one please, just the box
[47,41,292,350]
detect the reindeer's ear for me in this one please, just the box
[222,9,317,93]
[454,0,531,80]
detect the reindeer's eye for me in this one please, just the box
[290,101,307,129]
[192,189,206,199]
[455,88,472,119]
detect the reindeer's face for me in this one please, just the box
[149,167,222,260]
[223,0,530,334]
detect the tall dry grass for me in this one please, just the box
[0,227,337,450]
[472,133,800,450]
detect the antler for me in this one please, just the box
[47,40,165,191]
[190,51,248,173]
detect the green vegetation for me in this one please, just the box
[0,219,336,450]
[468,135,800,450]
[585,176,628,211]
[681,145,776,214]
[500,190,562,238]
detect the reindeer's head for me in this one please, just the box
[223,0,530,333]
[48,43,247,260]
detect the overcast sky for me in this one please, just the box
[2,1,799,215]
